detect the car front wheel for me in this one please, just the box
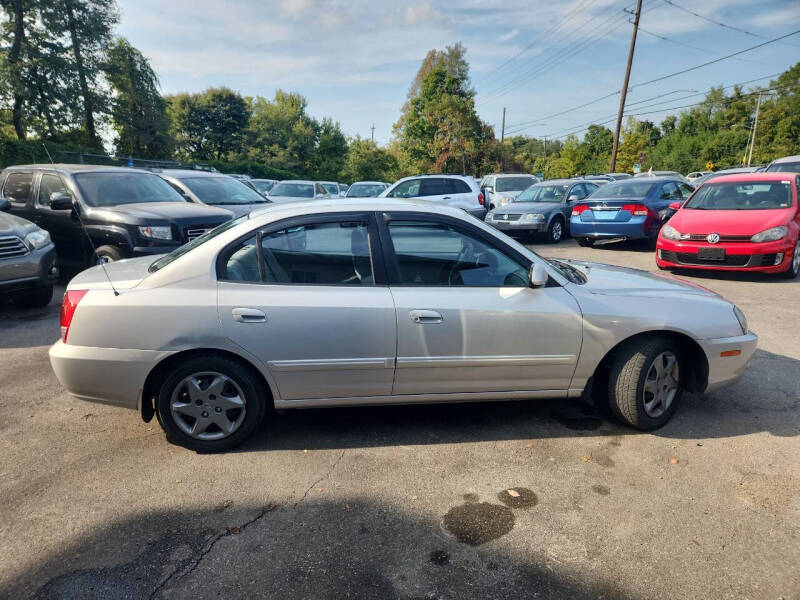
[608,337,683,430]
[156,356,266,452]
[547,218,564,243]
[780,241,800,279]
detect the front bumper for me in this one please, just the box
[0,244,58,293]
[49,340,175,410]
[699,332,758,393]
[487,218,546,232]
[656,238,795,273]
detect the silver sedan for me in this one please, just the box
[50,199,757,452]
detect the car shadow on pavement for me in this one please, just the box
[235,349,798,454]
[10,501,635,600]
[664,268,800,284]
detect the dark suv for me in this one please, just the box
[0,165,232,268]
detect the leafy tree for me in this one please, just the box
[0,0,28,139]
[168,87,249,161]
[104,38,170,158]
[340,136,397,182]
[311,117,347,180]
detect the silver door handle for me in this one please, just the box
[232,308,267,323]
[410,310,442,324]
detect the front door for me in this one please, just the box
[218,213,396,401]
[34,172,86,266]
[382,214,583,396]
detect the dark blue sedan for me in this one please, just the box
[569,176,694,246]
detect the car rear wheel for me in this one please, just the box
[576,237,594,247]
[779,242,800,279]
[608,337,683,430]
[547,218,564,243]
[155,356,266,452]
[12,285,53,308]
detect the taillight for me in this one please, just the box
[622,203,649,216]
[60,290,88,343]
[478,193,484,206]
[571,205,589,216]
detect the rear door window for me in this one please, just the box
[450,179,472,194]
[3,171,33,205]
[419,178,450,197]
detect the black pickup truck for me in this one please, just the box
[0,164,233,269]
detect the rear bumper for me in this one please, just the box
[699,332,758,393]
[0,245,58,293]
[656,238,795,273]
[49,340,174,410]
[569,218,651,240]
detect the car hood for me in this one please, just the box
[0,210,38,237]
[552,259,718,298]
[669,208,791,235]
[267,195,315,203]
[87,202,232,226]
[494,201,563,214]
[207,203,269,217]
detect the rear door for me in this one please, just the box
[381,212,582,395]
[218,212,397,401]
[418,177,451,204]
[448,178,480,211]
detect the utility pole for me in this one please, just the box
[746,94,762,167]
[370,124,375,143]
[609,0,642,173]
[543,136,547,155]
[500,107,506,171]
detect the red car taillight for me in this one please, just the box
[622,203,649,216]
[571,205,589,216]
[60,290,88,343]
[478,193,484,206]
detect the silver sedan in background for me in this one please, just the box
[50,200,756,452]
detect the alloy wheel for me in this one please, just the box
[642,351,679,418]
[551,221,563,242]
[792,242,800,276]
[170,371,247,440]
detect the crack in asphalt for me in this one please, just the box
[147,448,346,599]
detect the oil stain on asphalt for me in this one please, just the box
[442,502,515,546]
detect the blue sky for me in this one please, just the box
[116,0,800,145]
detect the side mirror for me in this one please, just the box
[529,263,548,288]
[668,201,682,211]
[568,194,580,203]
[483,186,494,194]
[50,193,74,210]
[0,198,10,212]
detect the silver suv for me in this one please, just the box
[479,174,539,210]
[380,174,486,218]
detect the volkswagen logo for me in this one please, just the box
[707,233,720,244]
[503,214,509,220]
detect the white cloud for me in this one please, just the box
[499,28,519,42]
[751,6,800,28]
[403,2,441,25]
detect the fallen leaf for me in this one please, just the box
[214,500,232,512]
[172,529,178,534]
[581,454,594,463]
[669,457,679,465]
[411,495,418,500]
[507,489,520,498]
[315,487,323,492]
[227,526,241,534]
[174,479,182,483]
[524,443,534,449]
[263,503,277,512]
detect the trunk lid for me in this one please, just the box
[67,256,155,291]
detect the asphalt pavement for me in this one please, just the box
[0,237,797,599]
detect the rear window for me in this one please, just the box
[591,181,655,199]
[3,171,33,204]
[766,161,800,173]
[180,176,267,205]
[347,183,386,197]
[684,181,793,210]
[270,183,314,198]
[75,172,184,206]
[496,176,535,192]
[149,214,249,272]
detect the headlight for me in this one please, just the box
[661,224,681,241]
[24,229,51,250]
[138,225,172,240]
[750,226,786,243]
[733,305,748,334]
[498,196,512,206]
[520,213,545,223]
[485,211,495,221]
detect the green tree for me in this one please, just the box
[0,0,28,139]
[168,87,249,161]
[104,38,170,158]
[340,136,398,182]
[311,117,347,180]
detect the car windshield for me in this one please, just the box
[591,181,655,199]
[347,184,386,197]
[766,161,800,173]
[181,176,269,205]
[270,183,314,198]
[149,214,249,273]
[513,185,567,203]
[75,172,184,207]
[252,180,275,193]
[683,181,792,210]
[322,183,339,195]
[496,177,535,192]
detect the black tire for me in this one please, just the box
[607,336,683,430]
[155,355,266,452]
[576,237,595,247]
[779,242,800,279]
[12,285,53,308]
[91,245,123,266]
[546,218,564,243]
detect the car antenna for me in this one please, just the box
[72,204,120,297]
[42,143,54,164]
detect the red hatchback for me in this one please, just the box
[656,172,800,278]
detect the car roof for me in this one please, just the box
[248,197,474,220]
[535,179,578,185]
[273,180,315,185]
[770,155,800,163]
[704,172,796,184]
[5,163,150,175]
[350,181,387,185]
[250,178,276,182]
[157,169,230,179]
